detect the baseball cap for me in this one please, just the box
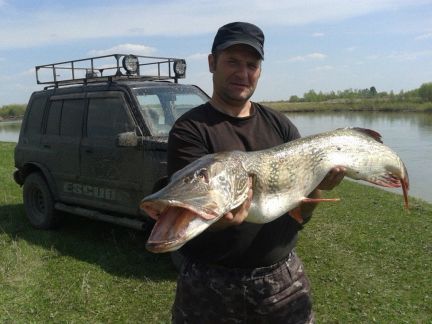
[211,22,264,59]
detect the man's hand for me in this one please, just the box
[293,166,346,223]
[209,178,253,231]
[318,166,346,190]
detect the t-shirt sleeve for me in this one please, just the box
[280,114,301,142]
[258,103,301,142]
[167,119,208,177]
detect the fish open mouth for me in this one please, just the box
[141,201,221,253]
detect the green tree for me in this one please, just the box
[418,82,432,102]
[303,90,318,102]
[289,95,300,102]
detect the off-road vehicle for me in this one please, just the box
[14,54,209,231]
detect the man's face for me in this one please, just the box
[209,44,262,106]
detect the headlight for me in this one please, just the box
[122,55,139,75]
[173,59,186,78]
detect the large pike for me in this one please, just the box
[141,128,409,253]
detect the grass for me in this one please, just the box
[1,141,432,323]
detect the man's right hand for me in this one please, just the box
[209,180,253,231]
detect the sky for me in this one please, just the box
[0,0,431,106]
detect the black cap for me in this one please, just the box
[211,22,264,59]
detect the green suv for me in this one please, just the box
[14,54,209,231]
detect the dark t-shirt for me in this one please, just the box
[167,102,301,268]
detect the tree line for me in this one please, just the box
[0,104,26,120]
[289,82,432,103]
[1,82,432,120]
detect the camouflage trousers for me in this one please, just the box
[172,250,315,324]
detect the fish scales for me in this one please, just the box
[141,128,409,253]
[244,128,406,224]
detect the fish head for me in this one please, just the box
[140,151,250,253]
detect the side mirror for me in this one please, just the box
[117,131,139,147]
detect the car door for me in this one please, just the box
[79,91,144,215]
[40,95,85,201]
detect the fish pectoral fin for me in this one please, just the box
[301,197,341,203]
[289,197,341,224]
[288,207,304,224]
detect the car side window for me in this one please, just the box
[45,100,62,135]
[86,97,134,138]
[60,99,85,137]
[138,94,165,125]
[25,96,47,135]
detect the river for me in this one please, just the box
[1,112,431,203]
[0,120,21,142]
[287,111,432,203]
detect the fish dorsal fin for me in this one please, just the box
[352,127,383,143]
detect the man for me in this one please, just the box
[167,22,345,324]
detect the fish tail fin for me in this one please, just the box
[401,176,409,209]
[363,173,410,210]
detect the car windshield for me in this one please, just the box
[132,85,209,136]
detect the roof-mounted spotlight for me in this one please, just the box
[122,55,139,75]
[86,69,99,78]
[173,59,186,79]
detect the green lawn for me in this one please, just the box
[1,141,431,323]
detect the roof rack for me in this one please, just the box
[35,54,187,88]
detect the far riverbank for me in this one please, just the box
[2,100,432,120]
[260,100,432,113]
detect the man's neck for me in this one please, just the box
[209,97,253,118]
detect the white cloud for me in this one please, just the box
[288,52,327,62]
[312,32,325,37]
[21,68,34,76]
[366,54,380,60]
[0,0,429,49]
[187,53,208,61]
[387,50,432,61]
[308,53,327,60]
[313,65,334,71]
[87,44,156,56]
[366,49,432,61]
[415,32,432,40]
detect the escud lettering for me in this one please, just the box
[63,182,116,200]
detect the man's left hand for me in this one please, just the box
[318,166,346,190]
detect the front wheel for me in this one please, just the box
[23,172,58,229]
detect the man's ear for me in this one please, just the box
[208,54,216,73]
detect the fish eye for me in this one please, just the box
[195,168,209,184]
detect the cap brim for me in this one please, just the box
[215,40,264,59]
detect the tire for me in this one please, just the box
[23,172,58,229]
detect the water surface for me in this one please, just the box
[0,120,21,142]
[1,113,431,203]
